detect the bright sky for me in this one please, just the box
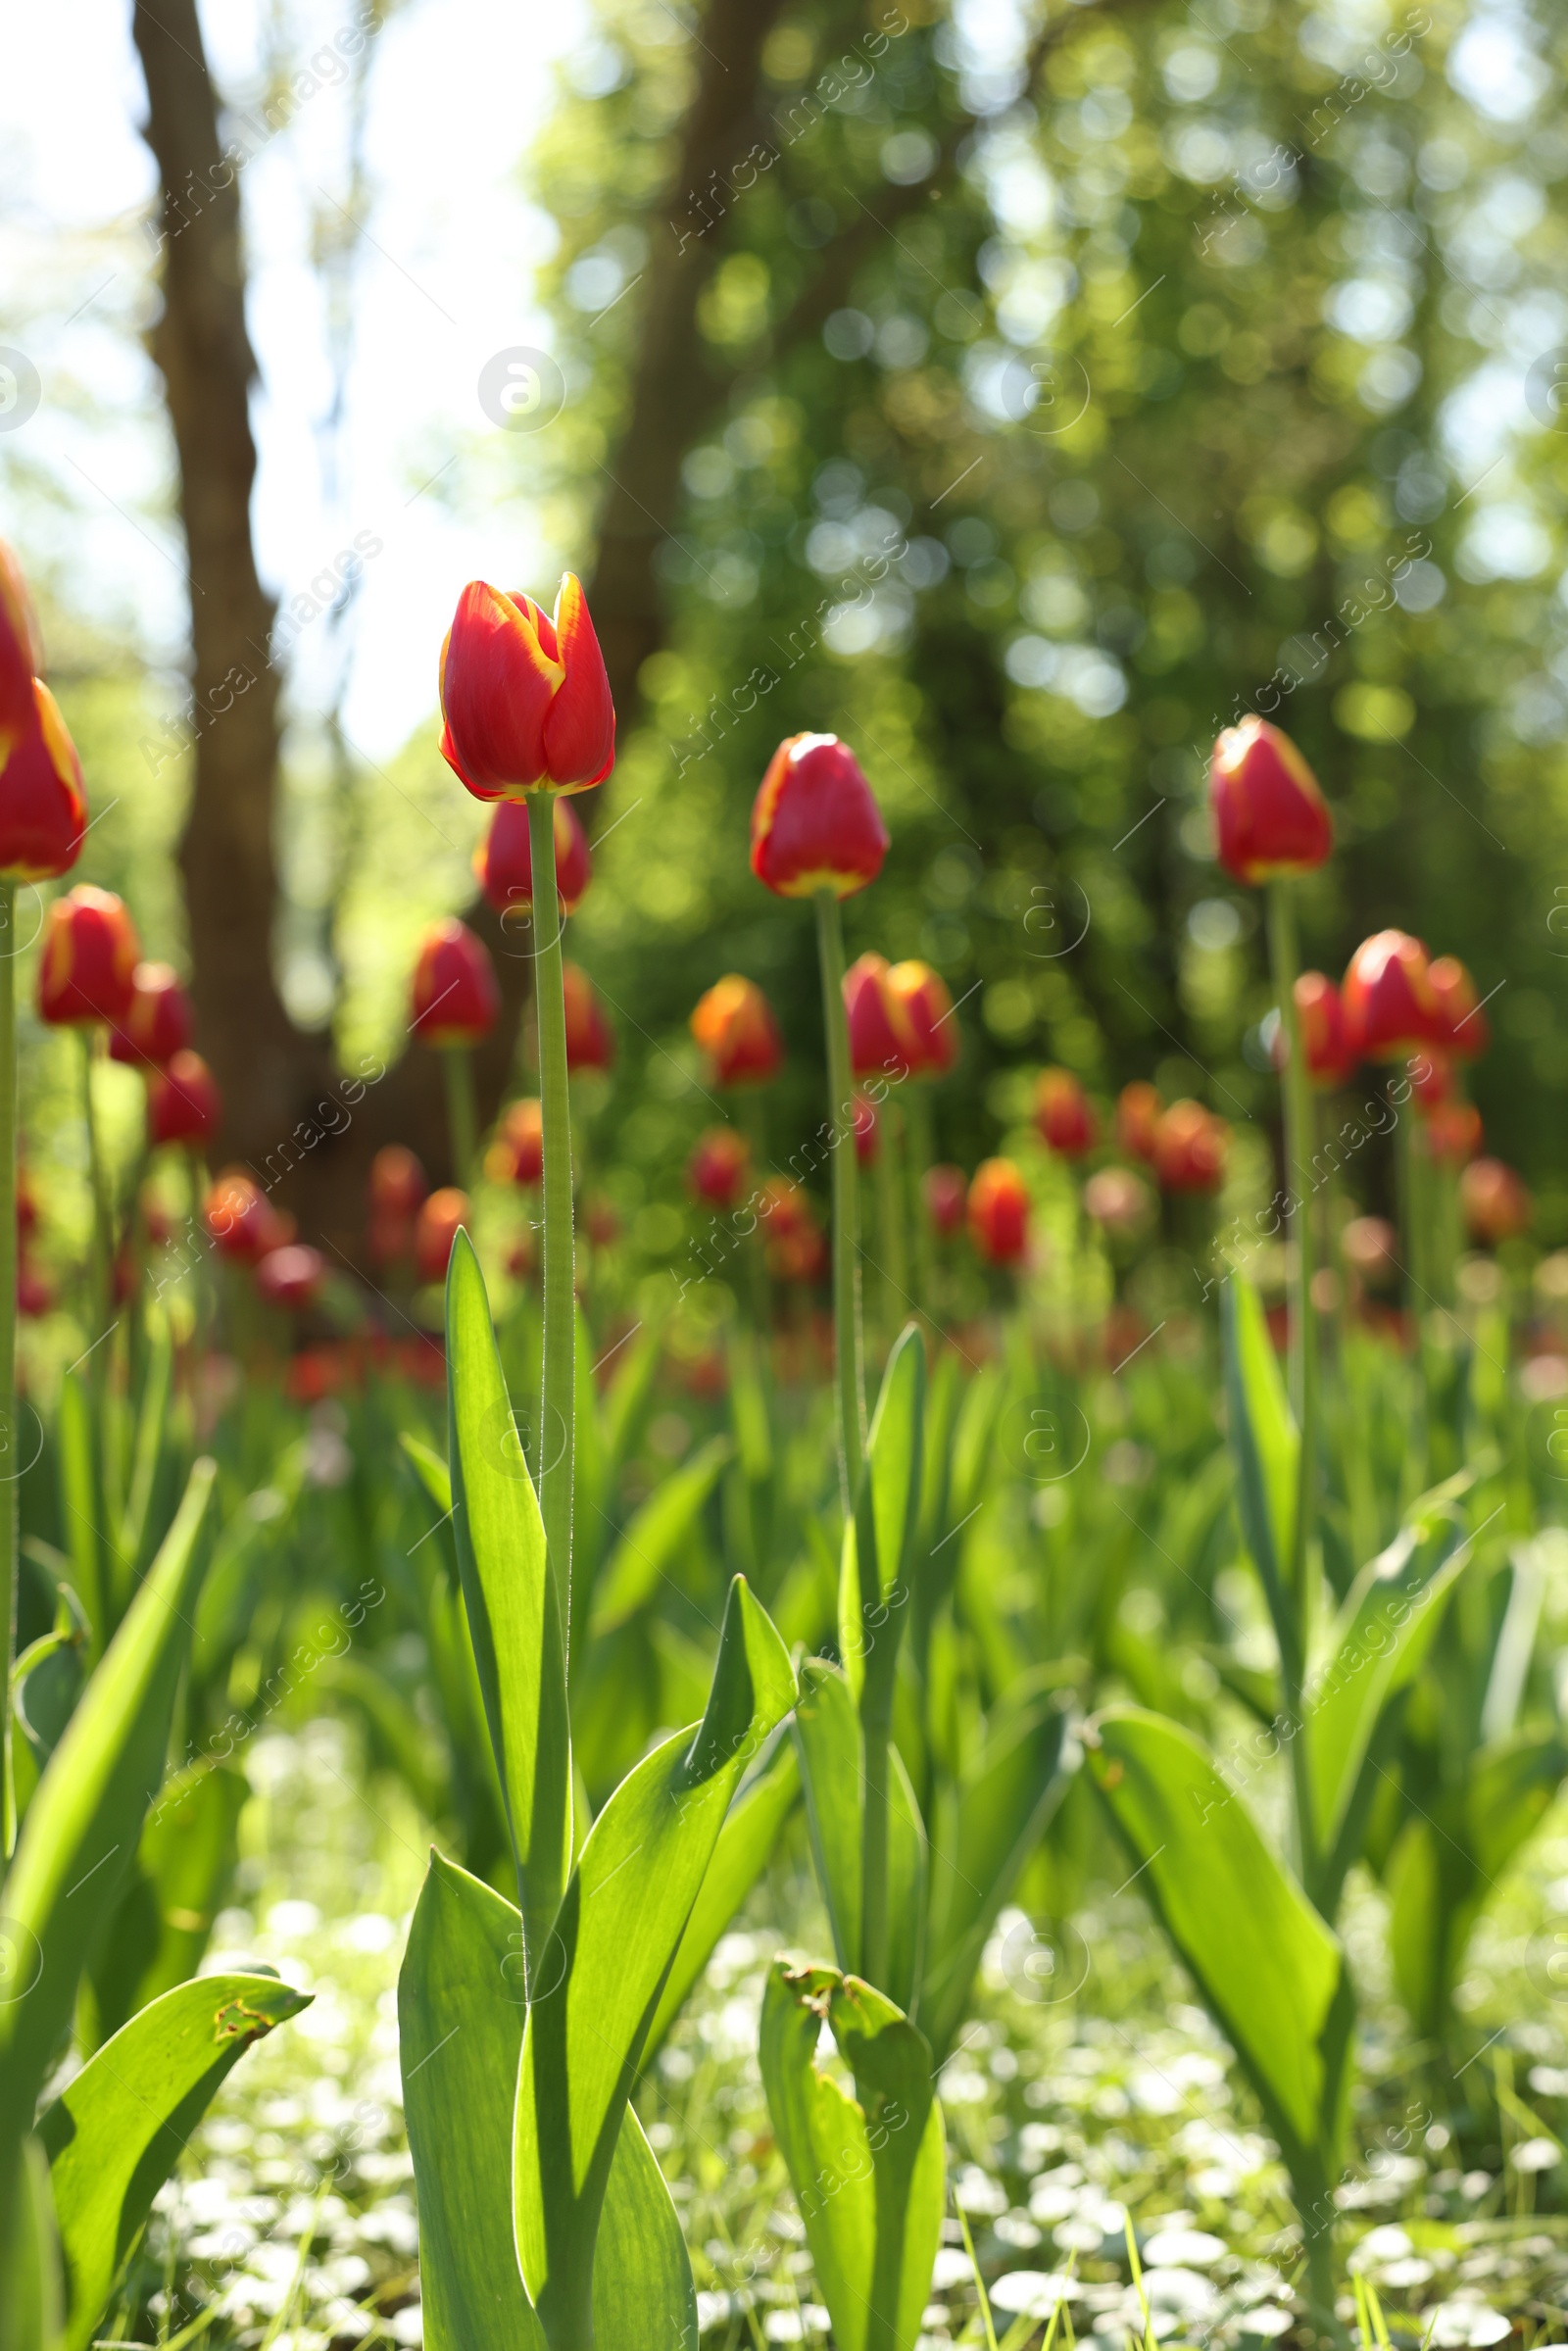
[0,0,583,758]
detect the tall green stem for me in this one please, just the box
[528,793,576,1632]
[0,882,15,1854]
[441,1043,478,1193]
[814,890,864,1509]
[80,1027,112,1347]
[906,1083,935,1325]
[873,1092,907,1346]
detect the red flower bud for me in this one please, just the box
[416,1187,469,1282]
[969,1158,1031,1266]
[1152,1101,1229,1194]
[1084,1166,1153,1239]
[687,1125,750,1210]
[852,1090,878,1166]
[439,574,614,800]
[486,1098,544,1187]
[1210,715,1333,887]
[1342,930,1441,1061]
[148,1050,222,1151]
[368,1145,428,1218]
[1273,971,1355,1090]
[256,1244,327,1312]
[1425,1100,1482,1167]
[17,1259,51,1319]
[563,962,614,1073]
[1460,1156,1530,1245]
[750,733,888,902]
[691,974,784,1087]
[37,885,139,1027]
[843,953,917,1081]
[206,1169,289,1263]
[109,961,194,1067]
[1428,955,1488,1060]
[0,680,86,881]
[0,541,42,768]
[410,917,500,1047]
[474,794,593,917]
[886,959,957,1076]
[923,1163,967,1238]
[1115,1082,1163,1164]
[1035,1067,1098,1158]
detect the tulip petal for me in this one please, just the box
[439,580,564,797]
[540,572,615,790]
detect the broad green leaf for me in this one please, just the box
[39,1972,309,2350]
[1221,1274,1298,1665]
[12,1611,86,1824]
[119,1319,173,1576]
[515,1577,794,2348]
[645,1735,802,2060]
[759,1961,945,2351]
[589,1436,733,1637]
[400,1429,453,1518]
[842,1325,925,1712]
[55,1373,102,1662]
[1088,1706,1352,2190]
[86,1760,248,2045]
[446,1229,571,1977]
[0,2137,63,2351]
[591,2105,698,2351]
[0,1458,216,2251]
[794,1661,926,2014]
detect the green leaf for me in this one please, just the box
[400,1429,453,1519]
[1088,1706,1352,2193]
[794,1660,926,2013]
[593,2105,698,2351]
[0,1458,217,2246]
[588,1435,733,1637]
[39,1972,309,2351]
[1220,1274,1299,1669]
[759,1961,946,2351]
[842,1324,926,1712]
[446,1228,572,1976]
[0,2137,63,2351]
[515,1577,795,2348]
[55,1373,102,1663]
[600,1313,662,1477]
[86,1759,248,2045]
[118,1318,174,1577]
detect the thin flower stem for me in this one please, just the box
[874,1092,907,1347]
[906,1083,935,1324]
[441,1043,478,1193]
[528,792,575,1637]
[814,889,864,1508]
[0,880,15,1854]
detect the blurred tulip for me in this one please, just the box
[369,1144,428,1219]
[368,1209,414,1270]
[886,959,957,1076]
[36,884,139,1027]
[687,1125,750,1210]
[506,1232,535,1283]
[769,1216,826,1285]
[1035,1067,1097,1157]
[16,1164,36,1243]
[0,680,85,881]
[486,1098,544,1187]
[416,1187,469,1282]
[256,1244,327,1312]
[148,1050,222,1151]
[1209,714,1333,886]
[690,974,784,1087]
[109,960,193,1067]
[0,539,41,767]
[1115,1081,1163,1164]
[852,1090,878,1167]
[409,917,500,1047]
[1153,1101,1229,1194]
[1084,1165,1154,1240]
[563,962,614,1073]
[1425,1100,1482,1166]
[1343,930,1441,1061]
[438,574,614,800]
[1460,1156,1530,1244]
[968,1158,1030,1266]
[1274,971,1354,1089]
[843,953,916,1081]
[1409,1052,1452,1111]
[475,794,593,917]
[923,1163,967,1238]
[585,1198,619,1249]
[1342,1214,1398,1289]
[750,733,888,901]
[17,1259,51,1318]
[139,1189,173,1248]
[205,1169,288,1264]
[1428,955,1489,1060]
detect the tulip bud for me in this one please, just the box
[563,962,614,1073]
[410,917,500,1047]
[439,573,615,800]
[486,1098,544,1188]
[109,961,194,1067]
[1209,715,1334,886]
[690,974,784,1087]
[369,1145,428,1219]
[843,954,917,1081]
[205,1169,288,1263]
[1273,971,1354,1090]
[886,960,957,1076]
[1152,1101,1229,1194]
[1342,1214,1397,1290]
[1084,1166,1153,1240]
[1115,1082,1163,1164]
[17,1259,51,1319]
[37,884,139,1027]
[923,1163,967,1239]
[750,733,889,901]
[1428,955,1488,1060]
[687,1126,750,1210]
[416,1187,469,1282]
[852,1090,878,1167]
[256,1244,327,1312]
[968,1158,1030,1266]
[148,1050,222,1151]
[1035,1067,1098,1157]
[0,540,42,768]
[0,680,86,881]
[1460,1156,1530,1245]
[475,794,593,917]
[1424,1100,1482,1167]
[1342,930,1441,1061]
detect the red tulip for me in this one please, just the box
[923,1163,967,1238]
[415,1187,469,1282]
[691,974,784,1087]
[368,1145,428,1218]
[563,962,614,1073]
[1274,971,1355,1090]
[1209,715,1334,886]
[1410,1052,1451,1111]
[1428,955,1488,1060]
[148,1050,221,1150]
[474,794,593,917]
[886,959,957,1076]
[256,1244,327,1311]
[1425,1100,1482,1167]
[486,1098,544,1187]
[1343,931,1441,1061]
[844,953,917,1081]
[109,961,194,1067]
[17,1259,51,1318]
[37,885,139,1027]
[410,917,500,1047]
[0,540,41,768]
[852,1090,878,1166]
[1084,1166,1153,1239]
[760,1177,825,1282]
[205,1169,289,1263]
[1460,1156,1530,1245]
[1035,1067,1098,1158]
[439,574,614,800]
[0,680,86,881]
[750,733,888,901]
[687,1126,750,1210]
[759,1176,811,1242]
[1152,1101,1229,1194]
[1115,1082,1162,1164]
[969,1158,1030,1266]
